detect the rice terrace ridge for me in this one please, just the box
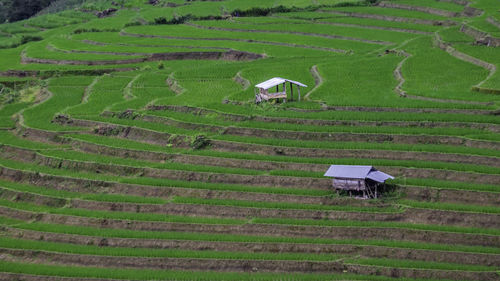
[0,0,499,280]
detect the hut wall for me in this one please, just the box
[333,179,366,191]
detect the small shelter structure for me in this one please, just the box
[324,165,394,199]
[255,77,307,104]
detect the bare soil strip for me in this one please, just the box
[0,68,138,78]
[393,50,411,98]
[20,50,264,65]
[304,65,323,100]
[0,248,346,274]
[148,105,500,132]
[166,73,185,95]
[2,155,499,208]
[313,20,433,35]
[3,227,499,267]
[233,71,250,90]
[376,1,462,17]
[1,204,498,247]
[81,39,233,50]
[487,17,500,30]
[460,24,500,47]
[318,10,457,26]
[436,0,469,6]
[2,184,497,229]
[185,22,393,45]
[0,273,112,281]
[95,112,500,151]
[0,165,378,207]
[120,31,347,53]
[14,122,500,185]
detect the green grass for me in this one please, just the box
[0,0,499,278]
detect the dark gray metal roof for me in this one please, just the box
[324,165,394,183]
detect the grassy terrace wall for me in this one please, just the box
[0,0,499,280]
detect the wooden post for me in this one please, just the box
[290,82,293,101]
[276,85,279,93]
[283,83,286,103]
[298,86,301,101]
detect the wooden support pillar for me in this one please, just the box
[298,86,301,101]
[283,83,286,103]
[290,82,293,101]
[276,85,279,93]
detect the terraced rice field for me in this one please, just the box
[0,0,499,280]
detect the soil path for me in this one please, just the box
[166,73,185,95]
[4,227,499,266]
[0,206,498,248]
[81,39,233,50]
[21,50,264,66]
[120,31,346,53]
[185,22,393,46]
[304,65,323,100]
[233,71,250,91]
[376,1,462,17]
[318,10,457,26]
[93,112,500,151]
[148,105,500,132]
[1,184,497,229]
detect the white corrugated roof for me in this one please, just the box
[366,170,394,183]
[324,165,394,183]
[255,77,307,90]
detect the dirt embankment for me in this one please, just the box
[120,31,346,53]
[185,22,392,45]
[0,165,373,206]
[376,1,481,17]
[6,227,499,267]
[11,126,500,187]
[460,24,500,47]
[0,249,496,281]
[149,104,500,134]
[3,154,497,208]
[1,145,331,190]
[23,120,500,186]
[0,67,137,78]
[101,111,500,151]
[149,102,498,117]
[0,273,112,281]
[0,204,498,247]
[377,2,458,17]
[1,181,496,229]
[318,10,457,26]
[21,50,264,66]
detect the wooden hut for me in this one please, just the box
[323,165,394,199]
[255,77,307,103]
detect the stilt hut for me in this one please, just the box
[323,165,394,199]
[255,77,307,104]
